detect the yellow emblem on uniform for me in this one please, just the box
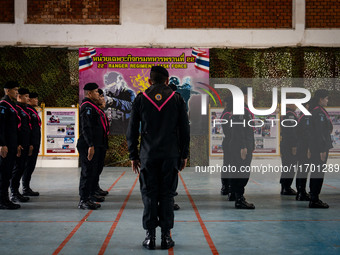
[155,94,162,101]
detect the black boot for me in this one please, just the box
[309,199,329,208]
[78,200,98,210]
[280,186,297,195]
[23,187,40,196]
[10,192,30,203]
[90,194,105,202]
[0,199,21,210]
[235,195,255,209]
[142,229,156,250]
[95,188,108,197]
[296,191,310,201]
[228,192,236,201]
[174,203,180,210]
[161,229,175,249]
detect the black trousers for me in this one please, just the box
[280,145,297,188]
[221,146,231,186]
[139,158,179,230]
[0,148,17,202]
[94,148,107,191]
[310,151,329,200]
[229,150,252,196]
[11,145,29,193]
[77,145,103,201]
[22,144,40,189]
[296,149,310,192]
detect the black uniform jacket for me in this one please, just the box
[126,84,190,160]
[16,102,32,147]
[26,105,42,146]
[311,106,333,153]
[0,95,20,149]
[297,113,312,157]
[281,108,298,149]
[229,105,255,152]
[78,98,106,148]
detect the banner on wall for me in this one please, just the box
[44,108,78,156]
[210,108,280,156]
[79,48,209,134]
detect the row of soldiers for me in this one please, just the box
[220,88,332,209]
[0,81,41,209]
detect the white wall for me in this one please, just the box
[0,0,339,48]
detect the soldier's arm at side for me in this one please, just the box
[177,95,190,168]
[81,106,95,147]
[126,95,141,165]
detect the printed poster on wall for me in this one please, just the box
[209,108,280,157]
[44,108,78,156]
[79,48,209,134]
[328,107,340,154]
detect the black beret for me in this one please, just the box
[151,66,169,77]
[18,88,30,95]
[83,83,98,91]
[98,88,104,95]
[4,81,19,89]
[29,92,38,98]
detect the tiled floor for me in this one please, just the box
[0,157,339,255]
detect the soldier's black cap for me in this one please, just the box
[18,88,30,95]
[4,81,19,89]
[29,92,38,98]
[83,83,98,91]
[98,88,104,95]
[151,66,169,78]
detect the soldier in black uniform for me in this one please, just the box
[309,89,332,208]
[280,104,298,195]
[126,66,190,250]
[295,102,312,201]
[77,83,106,210]
[0,81,21,209]
[10,88,31,203]
[93,88,109,197]
[229,87,255,209]
[22,92,41,196]
[220,96,234,201]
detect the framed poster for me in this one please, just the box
[327,107,340,155]
[209,108,280,157]
[44,107,78,156]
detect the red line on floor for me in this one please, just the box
[52,171,126,255]
[324,183,338,190]
[168,232,174,255]
[179,173,219,255]
[250,179,261,186]
[98,175,139,255]
[107,171,126,191]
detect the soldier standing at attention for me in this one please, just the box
[0,81,21,209]
[126,66,190,250]
[93,88,109,197]
[22,92,41,196]
[77,83,105,210]
[309,89,332,208]
[229,87,255,209]
[10,88,32,203]
[280,104,298,196]
[295,102,312,201]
